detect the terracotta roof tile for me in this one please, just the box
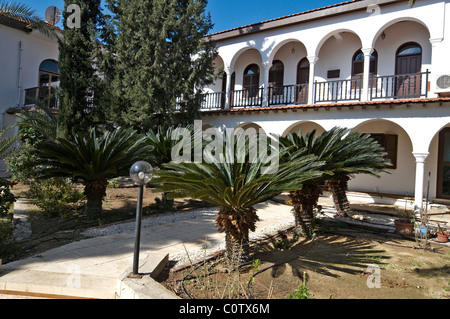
[201,97,450,115]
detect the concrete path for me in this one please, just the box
[0,201,295,299]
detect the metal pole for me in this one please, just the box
[132,185,144,275]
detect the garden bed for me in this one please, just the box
[158,223,450,299]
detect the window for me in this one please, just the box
[370,133,398,169]
[352,49,377,89]
[352,49,378,76]
[38,59,59,108]
[269,60,284,95]
[243,64,260,98]
[39,60,59,91]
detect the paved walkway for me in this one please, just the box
[0,200,295,299]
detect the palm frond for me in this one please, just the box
[0,124,19,158]
[153,131,324,210]
[0,1,58,38]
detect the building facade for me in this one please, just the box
[198,0,450,213]
[0,0,449,212]
[0,16,60,172]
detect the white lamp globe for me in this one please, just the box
[130,161,153,185]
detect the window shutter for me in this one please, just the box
[384,134,398,169]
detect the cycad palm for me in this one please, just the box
[278,127,390,233]
[34,127,151,215]
[153,132,324,265]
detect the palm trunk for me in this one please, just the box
[215,206,259,266]
[84,179,108,215]
[289,182,322,236]
[326,177,351,217]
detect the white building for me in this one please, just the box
[1,0,450,212]
[198,0,450,212]
[0,15,60,173]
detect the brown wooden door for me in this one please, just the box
[297,58,309,104]
[437,128,450,199]
[395,44,422,98]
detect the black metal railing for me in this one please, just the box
[313,78,362,103]
[200,91,225,110]
[230,87,263,108]
[369,70,429,100]
[24,87,59,109]
[268,84,308,106]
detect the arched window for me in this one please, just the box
[243,64,260,97]
[38,59,59,108]
[395,43,422,98]
[297,58,310,85]
[396,42,422,75]
[269,60,284,88]
[39,59,60,90]
[351,49,378,77]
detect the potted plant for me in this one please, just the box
[394,206,415,236]
[436,225,449,243]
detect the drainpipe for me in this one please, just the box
[1,41,23,115]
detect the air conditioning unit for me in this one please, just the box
[435,74,450,94]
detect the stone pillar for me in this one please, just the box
[307,56,319,105]
[262,61,270,107]
[224,66,231,110]
[412,152,429,217]
[361,48,374,102]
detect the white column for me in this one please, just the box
[262,61,270,107]
[412,152,429,217]
[224,66,231,110]
[307,56,318,105]
[361,48,373,102]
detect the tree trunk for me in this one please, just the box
[84,179,108,215]
[289,183,322,236]
[326,177,351,217]
[215,206,259,266]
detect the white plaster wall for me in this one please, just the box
[272,41,307,85]
[233,48,263,90]
[348,120,416,195]
[200,102,450,198]
[0,25,59,115]
[315,32,362,82]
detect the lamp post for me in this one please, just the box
[130,161,153,275]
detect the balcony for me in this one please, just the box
[199,71,430,110]
[24,87,59,109]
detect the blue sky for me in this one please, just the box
[19,0,345,34]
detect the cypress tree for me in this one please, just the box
[57,0,107,138]
[107,0,217,132]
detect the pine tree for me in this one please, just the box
[107,0,217,132]
[57,0,107,138]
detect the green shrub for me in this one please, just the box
[0,218,17,262]
[27,178,84,217]
[0,178,16,217]
[5,142,37,184]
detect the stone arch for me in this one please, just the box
[282,121,325,137]
[349,119,415,196]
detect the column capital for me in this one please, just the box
[361,47,374,56]
[224,65,231,74]
[307,56,319,64]
[429,37,443,47]
[412,152,429,163]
